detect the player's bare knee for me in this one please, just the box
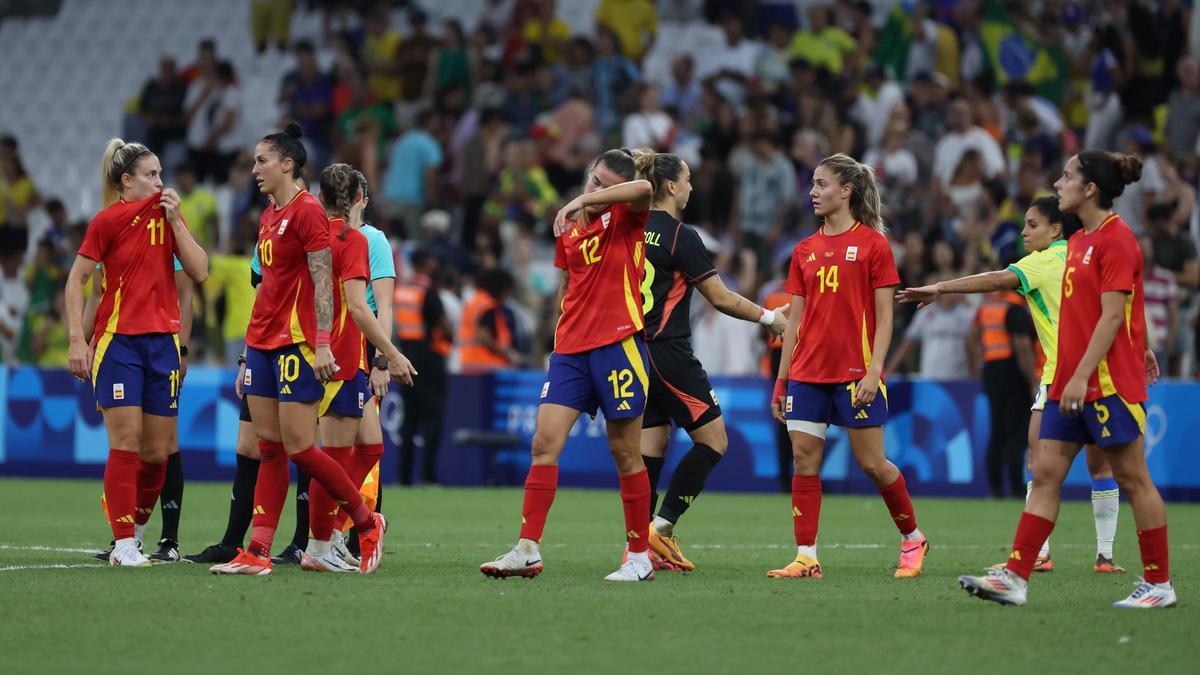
[530,431,564,464]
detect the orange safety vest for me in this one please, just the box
[392,274,451,356]
[459,290,512,371]
[976,291,1025,362]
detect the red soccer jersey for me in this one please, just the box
[78,194,182,341]
[329,219,370,379]
[245,190,330,349]
[786,223,900,383]
[1050,214,1148,403]
[553,201,648,354]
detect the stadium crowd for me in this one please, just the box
[2,0,1199,383]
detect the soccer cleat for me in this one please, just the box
[1033,555,1054,572]
[649,526,695,571]
[480,546,544,579]
[1094,555,1126,574]
[109,540,152,567]
[331,529,360,568]
[210,548,272,576]
[270,543,304,566]
[183,543,239,564]
[958,567,1027,606]
[301,550,360,573]
[357,513,386,575]
[94,538,143,562]
[1112,579,1177,609]
[148,538,179,563]
[767,554,823,579]
[622,546,679,572]
[895,537,929,578]
[604,558,654,582]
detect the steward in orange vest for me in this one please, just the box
[459,268,519,373]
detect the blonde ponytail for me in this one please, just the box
[818,153,886,232]
[630,147,657,192]
[101,137,152,207]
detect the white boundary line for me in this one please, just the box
[0,563,105,572]
[0,544,103,554]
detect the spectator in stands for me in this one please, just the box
[482,138,558,237]
[41,198,71,252]
[692,246,763,375]
[0,136,40,230]
[660,54,703,130]
[279,41,334,164]
[909,70,950,144]
[427,20,473,100]
[205,219,256,362]
[250,0,294,55]
[1112,127,1164,232]
[1148,200,1199,290]
[622,83,674,151]
[334,62,397,193]
[383,109,444,240]
[658,0,703,23]
[397,9,439,122]
[885,272,974,380]
[700,11,759,109]
[363,5,402,103]
[932,97,1005,188]
[595,0,658,63]
[591,25,640,135]
[0,250,27,364]
[552,37,595,105]
[139,56,188,169]
[519,0,571,65]
[732,131,796,277]
[174,161,219,250]
[851,64,905,153]
[531,96,598,194]
[1165,56,1200,163]
[180,38,217,84]
[503,59,543,130]
[459,107,510,250]
[27,290,69,366]
[1140,234,1180,375]
[757,21,794,94]
[788,2,856,76]
[186,60,243,184]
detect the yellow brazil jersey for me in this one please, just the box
[1005,240,1067,386]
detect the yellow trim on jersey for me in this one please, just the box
[336,283,349,335]
[860,313,872,369]
[91,332,115,386]
[1097,357,1118,398]
[104,284,122,334]
[622,271,644,332]
[879,382,888,402]
[289,282,306,344]
[1125,292,1135,342]
[319,379,344,417]
[620,335,649,395]
[1119,395,1147,433]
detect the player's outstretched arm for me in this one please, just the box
[344,277,416,386]
[897,269,1020,308]
[694,275,789,336]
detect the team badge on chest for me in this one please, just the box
[845,246,858,262]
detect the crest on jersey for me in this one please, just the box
[1083,245,1094,265]
[601,212,611,229]
[846,246,858,262]
[277,218,290,236]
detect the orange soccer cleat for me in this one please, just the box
[767,554,823,579]
[895,537,929,578]
[358,513,386,574]
[210,548,272,576]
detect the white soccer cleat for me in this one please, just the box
[959,567,1027,606]
[1113,579,1177,609]
[330,530,360,568]
[480,546,543,579]
[109,539,151,568]
[604,558,654,582]
[301,550,360,573]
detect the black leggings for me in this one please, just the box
[982,362,1032,498]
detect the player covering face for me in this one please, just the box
[768,153,927,580]
[958,151,1175,609]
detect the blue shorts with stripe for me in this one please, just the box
[92,332,181,417]
[784,380,888,428]
[541,334,649,420]
[319,371,370,417]
[243,344,323,403]
[1040,395,1144,448]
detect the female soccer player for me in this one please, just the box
[959,152,1175,608]
[480,147,657,582]
[65,138,208,567]
[301,163,415,573]
[209,123,386,576]
[768,153,927,580]
[899,197,1127,574]
[636,153,788,571]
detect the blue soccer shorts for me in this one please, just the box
[243,343,324,403]
[541,334,649,420]
[1040,395,1144,448]
[784,380,888,438]
[319,370,370,417]
[91,332,181,417]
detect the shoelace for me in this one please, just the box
[1127,578,1153,600]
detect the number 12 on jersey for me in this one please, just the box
[816,265,839,293]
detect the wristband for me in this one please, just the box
[757,307,776,326]
[237,354,246,366]
[373,355,389,370]
[178,345,189,357]
[315,329,331,346]
[772,378,787,403]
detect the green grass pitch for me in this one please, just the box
[0,478,1193,674]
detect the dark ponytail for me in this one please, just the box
[1030,196,1082,239]
[1075,151,1143,209]
[262,121,307,178]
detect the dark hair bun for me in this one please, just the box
[284,121,304,139]
[1116,153,1143,185]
